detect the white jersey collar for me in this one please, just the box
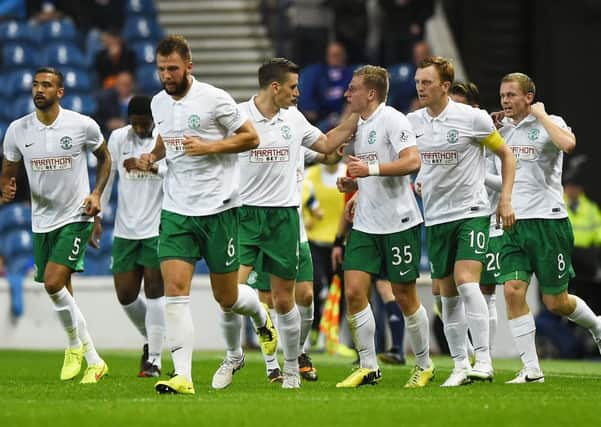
[358,102,385,126]
[247,95,287,123]
[502,112,536,129]
[424,98,453,123]
[34,106,64,130]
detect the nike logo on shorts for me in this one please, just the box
[68,255,78,262]
[399,269,411,276]
[225,259,236,267]
[558,271,567,279]
[493,272,501,278]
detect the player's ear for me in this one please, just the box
[57,87,65,99]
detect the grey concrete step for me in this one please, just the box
[194,62,262,75]
[157,1,259,13]
[196,75,257,88]
[169,25,267,38]
[188,38,271,51]
[160,12,261,26]
[192,50,272,63]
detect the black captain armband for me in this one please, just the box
[333,234,345,247]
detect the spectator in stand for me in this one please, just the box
[299,42,354,132]
[327,0,367,65]
[378,0,434,66]
[94,71,135,137]
[94,30,137,89]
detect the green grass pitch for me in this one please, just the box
[1,350,600,427]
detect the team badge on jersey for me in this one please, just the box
[368,130,377,144]
[188,114,201,129]
[527,128,540,141]
[446,129,459,144]
[60,136,72,150]
[280,125,292,140]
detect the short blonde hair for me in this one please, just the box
[417,56,455,84]
[353,65,389,103]
[501,72,536,96]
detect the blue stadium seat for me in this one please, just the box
[0,120,8,143]
[98,226,114,255]
[0,20,40,45]
[62,68,92,94]
[131,40,156,66]
[41,42,88,70]
[194,259,209,274]
[135,64,162,96]
[39,19,77,43]
[0,203,32,237]
[2,229,33,259]
[82,253,112,275]
[12,95,35,119]
[5,69,35,98]
[101,201,116,226]
[126,0,158,18]
[84,29,104,69]
[122,16,163,43]
[2,43,38,70]
[387,62,417,113]
[5,253,34,275]
[61,94,98,116]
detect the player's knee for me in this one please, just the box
[504,281,526,303]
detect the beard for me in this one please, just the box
[33,96,56,111]
[163,73,190,97]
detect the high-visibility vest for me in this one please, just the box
[565,193,601,248]
[304,164,345,245]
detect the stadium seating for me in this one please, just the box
[2,229,33,259]
[61,94,98,116]
[41,42,88,70]
[135,64,162,95]
[387,62,417,113]
[126,0,158,19]
[122,16,163,43]
[39,18,77,43]
[1,43,38,70]
[0,203,32,236]
[0,20,39,45]
[131,40,156,66]
[62,68,93,95]
[5,69,36,98]
[0,120,8,144]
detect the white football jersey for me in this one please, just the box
[107,125,164,239]
[352,103,423,234]
[151,78,247,216]
[237,98,323,207]
[3,108,103,232]
[408,99,494,226]
[497,113,569,220]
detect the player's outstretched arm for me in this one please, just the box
[0,159,19,203]
[312,113,359,154]
[347,146,420,178]
[183,120,259,155]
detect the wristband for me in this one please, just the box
[333,234,345,247]
[368,163,380,176]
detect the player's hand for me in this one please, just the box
[139,153,156,171]
[490,111,505,129]
[89,216,102,249]
[496,199,515,229]
[414,181,422,197]
[530,102,547,119]
[336,176,358,193]
[344,197,357,222]
[331,246,344,271]
[82,192,101,217]
[182,136,211,156]
[346,155,369,178]
[1,177,17,203]
[123,157,145,172]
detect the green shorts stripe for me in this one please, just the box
[33,222,94,282]
[111,236,160,273]
[498,218,575,295]
[158,209,239,274]
[342,226,421,284]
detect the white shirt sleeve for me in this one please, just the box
[472,109,497,142]
[85,117,104,152]
[2,122,22,162]
[299,112,323,148]
[107,130,119,171]
[388,111,416,154]
[214,89,247,133]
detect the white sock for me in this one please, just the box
[262,347,280,374]
[404,305,431,369]
[122,296,147,339]
[348,305,378,370]
[297,303,313,351]
[146,296,165,368]
[567,295,601,338]
[278,306,301,374]
[457,282,491,365]
[221,310,243,360]
[72,302,103,365]
[508,312,539,371]
[49,288,81,348]
[483,293,498,351]
[165,296,194,382]
[232,284,267,328]
[441,296,470,369]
